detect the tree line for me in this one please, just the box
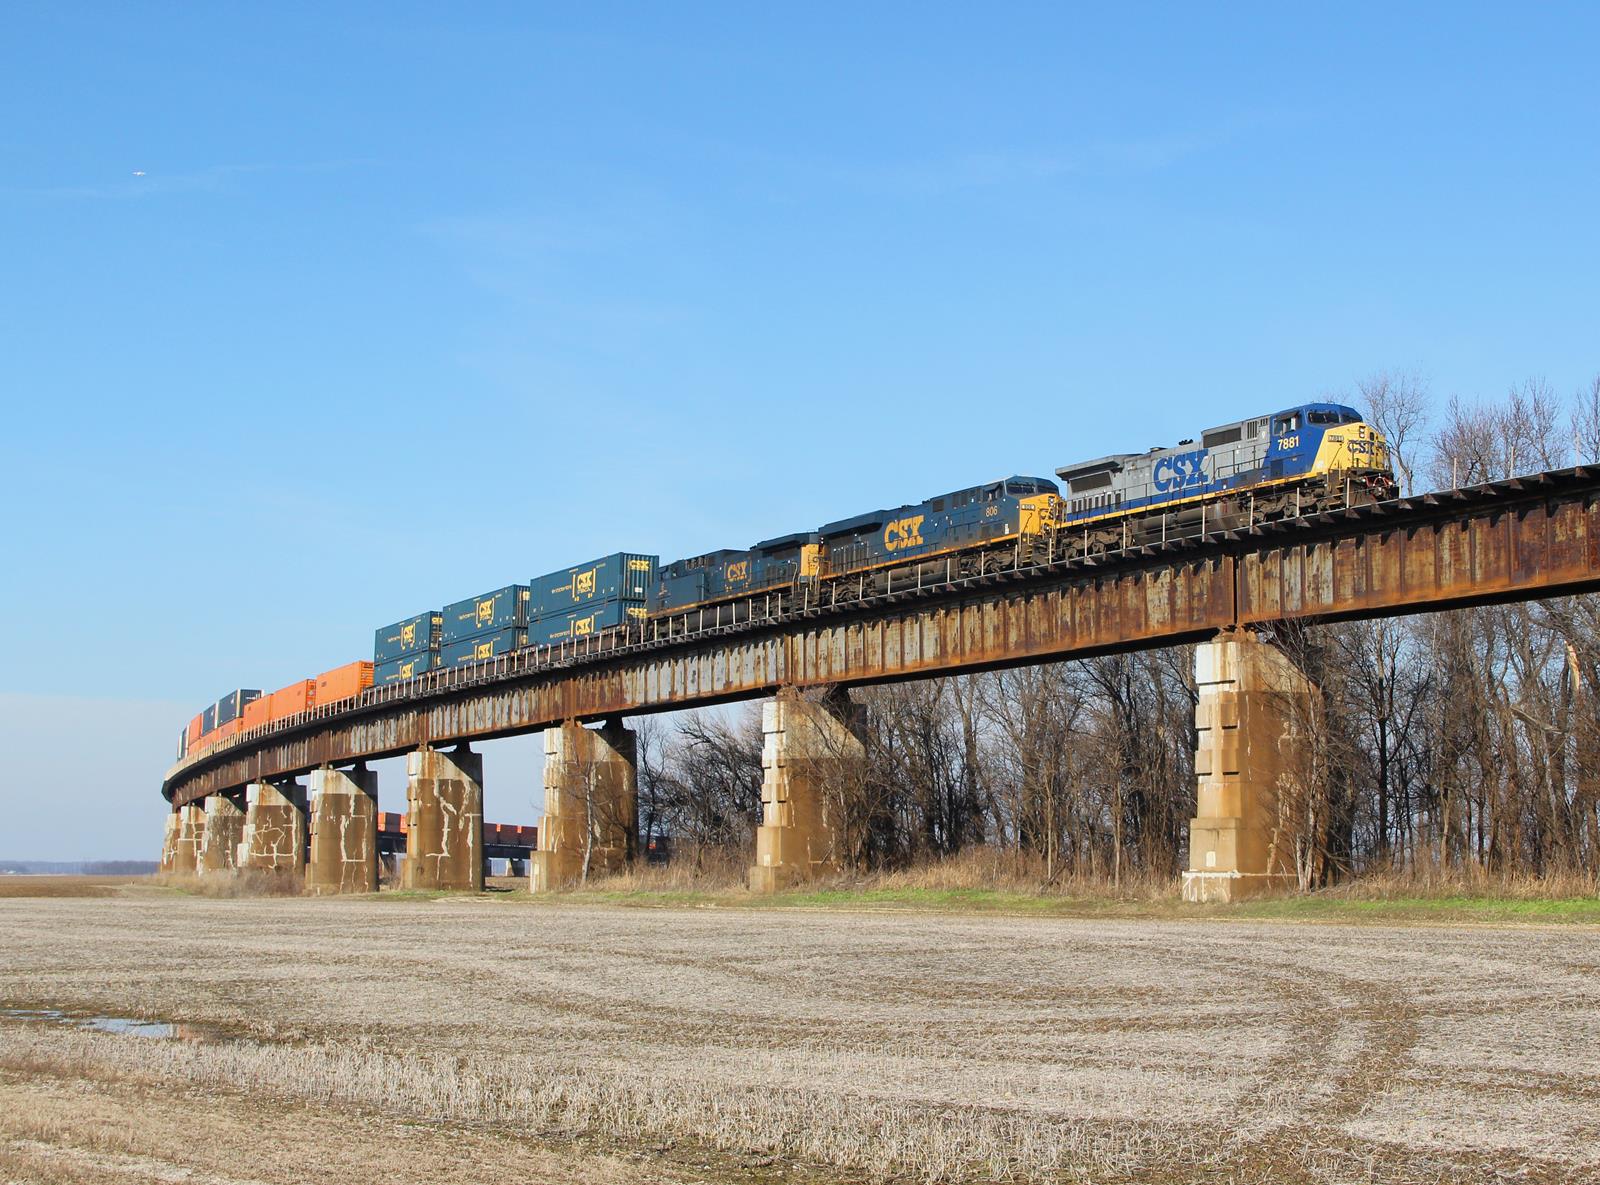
[635,374,1600,886]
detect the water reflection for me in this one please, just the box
[2,1008,219,1041]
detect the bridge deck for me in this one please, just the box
[164,469,1600,806]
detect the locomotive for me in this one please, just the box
[177,400,1394,759]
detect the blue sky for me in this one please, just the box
[2,3,1597,858]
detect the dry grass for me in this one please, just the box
[2,894,1598,1183]
[153,869,305,897]
[1326,863,1600,900]
[0,876,136,899]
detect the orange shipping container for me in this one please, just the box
[242,696,272,731]
[215,718,243,742]
[316,660,374,705]
[187,714,204,746]
[267,678,316,722]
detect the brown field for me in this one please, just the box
[0,876,139,899]
[2,889,1598,1184]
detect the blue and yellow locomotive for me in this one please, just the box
[651,401,1395,613]
[1055,401,1394,553]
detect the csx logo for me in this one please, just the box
[400,622,416,646]
[884,515,925,551]
[726,560,751,583]
[474,641,493,660]
[574,570,597,597]
[572,615,597,636]
[1153,449,1209,493]
[475,600,494,627]
[628,558,651,572]
[400,658,422,677]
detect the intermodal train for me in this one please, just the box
[177,400,1394,759]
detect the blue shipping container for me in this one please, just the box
[440,628,528,667]
[530,552,656,617]
[214,689,261,726]
[527,599,648,645]
[202,703,217,734]
[441,585,530,643]
[374,611,442,663]
[375,651,440,684]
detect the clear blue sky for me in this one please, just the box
[3,3,1597,858]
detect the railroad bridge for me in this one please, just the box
[160,470,1600,900]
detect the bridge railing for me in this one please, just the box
[165,469,1588,785]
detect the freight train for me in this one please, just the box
[178,400,1394,759]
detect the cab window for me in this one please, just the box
[1274,413,1300,434]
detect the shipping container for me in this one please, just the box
[215,718,243,742]
[267,679,316,722]
[441,585,530,643]
[202,703,217,734]
[316,661,374,705]
[440,627,527,667]
[375,651,438,684]
[527,599,648,646]
[242,695,272,731]
[530,552,656,617]
[374,611,443,663]
[187,714,204,747]
[177,728,188,760]
[213,689,260,727]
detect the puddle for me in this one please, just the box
[3,1007,221,1041]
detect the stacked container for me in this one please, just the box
[375,610,443,684]
[439,585,530,667]
[528,553,655,645]
[316,661,374,704]
[268,679,316,721]
[214,689,261,727]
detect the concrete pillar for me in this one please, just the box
[506,857,528,878]
[307,765,379,894]
[749,688,865,893]
[159,809,181,874]
[1183,630,1313,903]
[199,793,245,875]
[403,746,484,891]
[240,779,308,874]
[530,720,637,892]
[170,802,205,874]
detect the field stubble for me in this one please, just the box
[2,889,1597,1184]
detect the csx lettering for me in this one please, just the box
[575,570,597,597]
[883,515,926,551]
[726,560,751,583]
[400,623,416,646]
[628,559,651,572]
[572,616,595,636]
[1152,449,1210,493]
[475,641,493,660]
[475,600,494,626]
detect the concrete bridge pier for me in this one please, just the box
[240,779,308,874]
[506,857,528,878]
[170,802,205,874]
[530,720,637,892]
[308,764,379,894]
[403,745,484,891]
[199,792,245,875]
[1183,630,1312,903]
[159,809,181,874]
[749,688,865,893]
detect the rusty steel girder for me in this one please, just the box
[163,470,1600,807]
